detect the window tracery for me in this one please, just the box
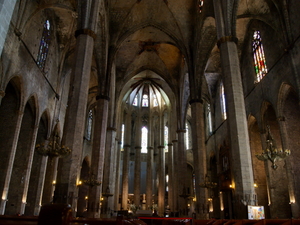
[253,30,268,83]
[37,20,51,70]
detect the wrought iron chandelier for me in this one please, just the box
[256,125,290,170]
[35,132,71,161]
[199,174,217,189]
[83,173,101,188]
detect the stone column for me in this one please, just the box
[134,115,142,207]
[190,100,208,219]
[101,126,117,217]
[114,141,122,211]
[20,125,39,214]
[146,147,154,209]
[86,97,109,218]
[167,143,174,214]
[213,0,255,218]
[0,110,23,214]
[277,119,299,217]
[121,112,132,211]
[172,140,178,215]
[157,145,165,216]
[54,30,95,211]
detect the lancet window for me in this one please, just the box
[37,20,51,70]
[220,82,227,120]
[253,30,268,83]
[141,126,148,153]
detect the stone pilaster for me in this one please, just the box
[0,90,5,106]
[134,115,142,207]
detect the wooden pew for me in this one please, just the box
[0,215,38,225]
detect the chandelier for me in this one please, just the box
[83,173,101,188]
[256,125,290,170]
[199,174,217,189]
[35,132,71,161]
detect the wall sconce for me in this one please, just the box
[52,180,56,185]
[77,180,82,186]
[254,183,258,188]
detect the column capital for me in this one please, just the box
[158,145,165,149]
[189,98,203,105]
[135,146,142,149]
[167,143,173,146]
[123,144,131,148]
[75,28,97,40]
[147,146,154,150]
[217,36,238,48]
[96,95,110,101]
[172,140,178,143]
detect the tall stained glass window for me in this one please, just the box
[37,20,51,70]
[141,126,148,153]
[164,126,168,152]
[253,30,268,83]
[133,96,138,106]
[142,94,149,107]
[153,95,158,107]
[207,103,212,134]
[185,123,190,150]
[220,82,227,120]
[86,109,93,140]
[121,124,125,151]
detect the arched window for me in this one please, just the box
[153,95,158,107]
[141,126,148,153]
[253,30,267,83]
[37,20,51,70]
[86,109,93,140]
[121,124,125,151]
[133,96,138,106]
[220,82,227,120]
[142,94,149,107]
[164,126,168,152]
[206,103,212,134]
[185,122,190,150]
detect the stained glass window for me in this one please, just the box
[220,82,227,120]
[142,94,149,107]
[153,95,158,107]
[121,124,125,151]
[185,123,190,150]
[198,0,204,13]
[86,110,93,140]
[133,96,138,106]
[207,103,212,134]
[141,126,148,153]
[37,20,51,70]
[164,126,168,152]
[253,30,267,83]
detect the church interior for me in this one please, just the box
[0,0,300,221]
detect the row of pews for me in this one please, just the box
[0,215,300,225]
[0,203,300,225]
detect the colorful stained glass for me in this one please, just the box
[86,109,93,140]
[253,31,267,83]
[142,94,149,107]
[133,96,138,106]
[37,20,51,70]
[164,126,168,152]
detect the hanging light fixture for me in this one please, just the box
[35,132,71,161]
[256,125,290,170]
[199,174,217,189]
[83,173,101,188]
